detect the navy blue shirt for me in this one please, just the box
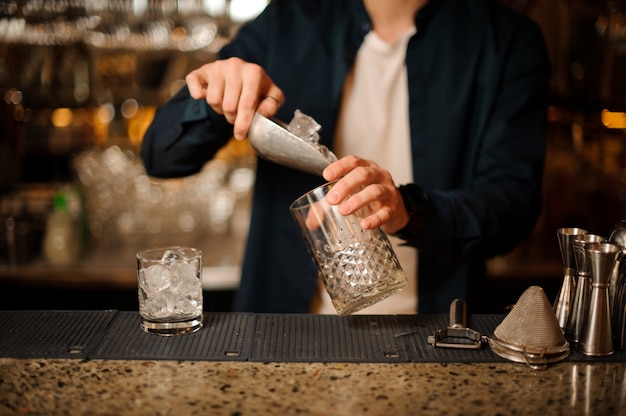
[141,0,551,313]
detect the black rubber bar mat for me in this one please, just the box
[396,314,508,363]
[0,310,116,359]
[89,314,508,363]
[2,311,626,363]
[250,314,410,363]
[90,312,256,361]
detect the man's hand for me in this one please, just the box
[322,155,409,233]
[186,57,284,139]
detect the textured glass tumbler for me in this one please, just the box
[290,182,408,315]
[137,246,203,336]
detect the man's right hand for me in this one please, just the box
[185,57,284,140]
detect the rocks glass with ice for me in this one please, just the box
[137,246,203,335]
[290,182,408,315]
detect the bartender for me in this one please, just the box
[140,0,551,314]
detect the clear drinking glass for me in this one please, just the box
[137,246,203,335]
[290,181,408,315]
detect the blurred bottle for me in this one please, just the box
[43,187,82,265]
[0,195,38,265]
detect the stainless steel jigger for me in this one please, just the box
[565,233,604,343]
[555,227,587,330]
[578,241,621,356]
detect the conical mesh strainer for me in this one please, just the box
[489,286,569,369]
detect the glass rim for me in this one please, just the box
[557,227,587,236]
[136,246,202,261]
[289,180,337,211]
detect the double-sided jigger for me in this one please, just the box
[565,233,604,343]
[579,241,621,356]
[555,227,587,330]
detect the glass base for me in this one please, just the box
[141,315,203,336]
[333,280,408,316]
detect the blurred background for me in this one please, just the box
[0,0,625,313]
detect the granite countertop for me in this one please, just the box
[1,358,625,415]
[2,310,626,415]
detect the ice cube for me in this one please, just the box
[169,261,198,288]
[167,261,202,303]
[143,291,174,318]
[287,109,322,144]
[139,263,171,297]
[287,109,337,163]
[161,249,179,262]
[144,286,201,319]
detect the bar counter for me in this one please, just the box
[2,358,625,415]
[1,310,625,415]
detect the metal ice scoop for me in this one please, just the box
[247,111,337,176]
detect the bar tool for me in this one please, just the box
[247,111,337,176]
[578,241,620,356]
[427,299,488,349]
[565,233,604,343]
[608,220,626,349]
[554,227,588,329]
[489,286,569,370]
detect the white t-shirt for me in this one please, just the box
[315,27,418,315]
